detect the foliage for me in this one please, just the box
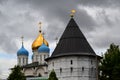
[48,69,58,80]
[7,65,26,80]
[99,43,120,80]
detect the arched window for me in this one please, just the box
[38,73,41,77]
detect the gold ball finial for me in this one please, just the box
[70,9,76,17]
[38,22,42,33]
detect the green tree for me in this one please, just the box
[7,65,26,80]
[48,69,58,80]
[99,43,120,80]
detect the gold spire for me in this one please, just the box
[32,22,49,51]
[21,36,24,46]
[70,9,76,17]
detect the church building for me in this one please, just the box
[17,10,100,80]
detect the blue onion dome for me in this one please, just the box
[17,45,29,56]
[38,44,50,53]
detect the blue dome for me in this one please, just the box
[17,45,29,56]
[38,44,50,53]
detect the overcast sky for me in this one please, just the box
[0,0,120,79]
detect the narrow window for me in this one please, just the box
[36,55,38,61]
[23,58,24,64]
[71,67,73,73]
[91,60,93,65]
[60,68,62,73]
[71,60,73,65]
[19,58,21,64]
[82,67,84,71]
[52,62,54,67]
[91,67,93,72]
[44,55,46,59]
[40,55,42,61]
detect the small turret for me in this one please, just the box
[17,36,29,66]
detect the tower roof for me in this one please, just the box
[48,17,96,59]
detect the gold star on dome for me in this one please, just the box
[70,9,76,17]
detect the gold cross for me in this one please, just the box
[38,22,42,32]
[21,36,24,45]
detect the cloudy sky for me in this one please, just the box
[0,0,120,79]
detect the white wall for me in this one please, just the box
[48,54,97,80]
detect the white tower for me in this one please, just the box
[46,10,100,80]
[17,36,29,66]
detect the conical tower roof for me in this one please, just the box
[50,17,96,58]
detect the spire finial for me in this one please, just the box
[38,22,42,33]
[21,36,24,47]
[55,37,58,45]
[70,9,76,17]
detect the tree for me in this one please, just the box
[48,69,58,80]
[99,43,120,80]
[7,65,26,80]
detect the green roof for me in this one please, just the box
[26,77,48,80]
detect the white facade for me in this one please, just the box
[48,54,97,80]
[32,50,49,64]
[23,66,48,77]
[20,50,49,77]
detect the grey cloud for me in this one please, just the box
[0,33,17,53]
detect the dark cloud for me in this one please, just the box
[0,0,120,54]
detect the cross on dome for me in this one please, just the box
[38,22,42,33]
[21,36,24,46]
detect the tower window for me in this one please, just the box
[44,55,46,59]
[23,58,24,64]
[71,60,73,65]
[91,67,93,72]
[40,55,42,61]
[60,68,62,73]
[70,67,73,73]
[36,55,38,61]
[19,58,21,65]
[52,62,54,67]
[91,60,93,65]
[82,67,84,71]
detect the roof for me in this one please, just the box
[22,62,47,68]
[47,17,96,60]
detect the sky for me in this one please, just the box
[0,0,120,79]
